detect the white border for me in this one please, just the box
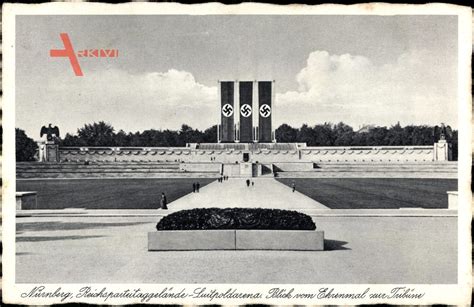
[2,2,472,305]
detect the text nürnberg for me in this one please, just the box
[21,286,425,303]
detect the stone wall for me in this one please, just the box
[179,162,222,173]
[299,146,435,163]
[57,143,448,164]
[222,163,241,177]
[273,162,314,172]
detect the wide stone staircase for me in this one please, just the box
[274,161,458,179]
[17,162,220,179]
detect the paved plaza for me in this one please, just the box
[15,178,458,284]
[170,178,328,210]
[16,214,457,284]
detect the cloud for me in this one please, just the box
[17,69,218,138]
[53,68,217,108]
[17,50,457,140]
[275,50,457,129]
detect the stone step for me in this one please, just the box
[16,172,220,179]
[308,168,457,172]
[16,164,181,169]
[313,165,456,169]
[313,164,457,168]
[17,168,185,173]
[276,172,457,179]
[17,161,181,164]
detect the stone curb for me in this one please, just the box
[16,209,458,218]
[148,230,325,251]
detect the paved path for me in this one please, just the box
[17,208,458,217]
[168,178,328,210]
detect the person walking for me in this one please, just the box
[192,182,196,193]
[160,192,168,210]
[292,182,296,192]
[251,181,254,187]
[196,182,200,193]
[246,179,250,187]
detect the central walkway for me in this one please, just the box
[169,178,328,210]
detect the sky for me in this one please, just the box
[15,15,458,139]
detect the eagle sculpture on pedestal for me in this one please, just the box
[40,123,60,142]
[433,123,453,142]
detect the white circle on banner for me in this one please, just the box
[222,104,234,117]
[259,104,271,118]
[240,104,252,117]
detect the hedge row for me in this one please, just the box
[156,208,316,231]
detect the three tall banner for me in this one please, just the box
[219,80,273,143]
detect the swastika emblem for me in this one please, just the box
[222,104,234,117]
[240,104,252,117]
[259,104,271,118]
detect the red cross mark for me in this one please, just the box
[50,33,83,77]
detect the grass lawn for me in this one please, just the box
[277,178,457,209]
[17,178,215,209]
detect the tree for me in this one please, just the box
[161,130,180,147]
[297,124,316,146]
[333,122,354,146]
[451,130,458,161]
[351,132,368,146]
[77,121,115,146]
[114,130,131,147]
[129,131,143,146]
[276,124,298,142]
[16,128,38,161]
[367,127,389,146]
[60,133,86,146]
[178,124,203,145]
[313,123,334,146]
[386,123,403,145]
[202,125,218,143]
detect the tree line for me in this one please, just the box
[276,122,457,160]
[16,121,458,161]
[276,122,456,147]
[60,122,218,147]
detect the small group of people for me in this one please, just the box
[192,182,201,193]
[245,179,254,187]
[217,176,228,183]
[210,157,216,161]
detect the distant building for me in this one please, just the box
[356,124,376,133]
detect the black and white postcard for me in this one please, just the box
[2,2,472,305]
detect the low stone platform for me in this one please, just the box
[148,230,324,251]
[16,191,37,210]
